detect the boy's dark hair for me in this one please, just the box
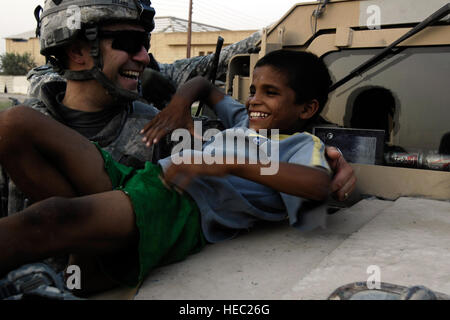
[254,50,332,115]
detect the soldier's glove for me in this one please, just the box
[141,68,177,110]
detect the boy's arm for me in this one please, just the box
[163,161,331,202]
[141,76,224,146]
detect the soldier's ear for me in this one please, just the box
[65,41,90,66]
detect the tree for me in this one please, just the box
[0,52,37,76]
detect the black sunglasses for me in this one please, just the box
[99,30,151,55]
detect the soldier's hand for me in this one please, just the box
[141,95,196,147]
[325,147,357,201]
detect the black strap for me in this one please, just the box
[62,69,96,81]
[34,6,43,38]
[91,68,146,103]
[62,67,146,103]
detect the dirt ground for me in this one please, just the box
[0,93,27,110]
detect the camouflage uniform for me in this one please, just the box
[26,65,66,101]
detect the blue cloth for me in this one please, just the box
[159,96,330,243]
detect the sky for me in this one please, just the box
[0,0,311,54]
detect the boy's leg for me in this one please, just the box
[0,190,137,276]
[0,106,112,202]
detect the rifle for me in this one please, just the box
[195,36,224,117]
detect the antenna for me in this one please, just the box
[187,0,193,58]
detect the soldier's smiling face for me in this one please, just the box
[99,23,150,92]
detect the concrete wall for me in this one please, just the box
[5,38,46,66]
[0,76,29,94]
[150,30,256,63]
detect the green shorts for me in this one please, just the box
[94,143,206,287]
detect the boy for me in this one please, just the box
[0,50,331,291]
[142,49,332,241]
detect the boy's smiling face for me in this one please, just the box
[246,65,307,132]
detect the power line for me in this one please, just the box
[153,0,272,30]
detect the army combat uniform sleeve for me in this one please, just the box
[158,31,261,87]
[26,65,65,100]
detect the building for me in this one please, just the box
[4,17,256,67]
[150,17,256,63]
[4,30,45,66]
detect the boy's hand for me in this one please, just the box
[140,96,195,147]
[163,162,230,191]
[325,147,357,201]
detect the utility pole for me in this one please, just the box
[186,0,193,58]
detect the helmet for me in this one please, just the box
[34,0,156,103]
[37,0,155,57]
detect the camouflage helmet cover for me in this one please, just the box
[38,0,155,56]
